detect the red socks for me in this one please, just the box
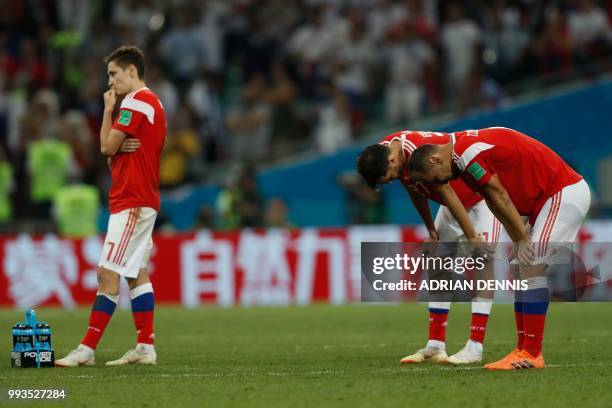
[469,313,489,344]
[428,309,449,342]
[130,283,155,345]
[81,293,118,350]
[523,313,547,356]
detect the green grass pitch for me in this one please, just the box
[1,303,611,407]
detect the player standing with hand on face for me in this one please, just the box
[56,46,166,367]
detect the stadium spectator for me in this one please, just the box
[262,60,305,159]
[456,64,505,114]
[568,0,612,65]
[53,183,100,238]
[26,134,73,218]
[440,2,483,101]
[264,197,294,228]
[159,104,200,189]
[147,62,179,122]
[58,110,96,184]
[481,1,530,84]
[0,147,14,224]
[531,6,574,77]
[196,203,216,230]
[383,20,435,124]
[235,168,264,228]
[331,7,378,111]
[216,166,263,229]
[186,71,226,163]
[286,4,339,96]
[337,170,387,225]
[315,84,353,154]
[159,5,206,88]
[225,74,271,161]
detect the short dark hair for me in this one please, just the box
[104,45,146,79]
[407,144,439,174]
[356,144,390,189]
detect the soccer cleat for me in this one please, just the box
[400,347,448,364]
[55,344,95,367]
[509,350,545,370]
[447,340,483,365]
[484,349,544,370]
[483,348,521,370]
[105,344,157,366]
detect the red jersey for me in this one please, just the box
[379,130,482,208]
[451,127,582,223]
[109,87,167,213]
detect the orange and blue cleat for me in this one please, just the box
[484,349,545,370]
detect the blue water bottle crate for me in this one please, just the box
[10,309,55,368]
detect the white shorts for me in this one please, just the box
[435,199,509,243]
[434,199,509,259]
[529,179,590,264]
[98,207,156,278]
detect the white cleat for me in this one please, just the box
[400,347,448,364]
[447,340,483,365]
[55,344,95,367]
[106,344,157,366]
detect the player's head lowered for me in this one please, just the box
[357,144,403,188]
[104,45,146,96]
[407,144,457,184]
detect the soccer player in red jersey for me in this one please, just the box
[56,46,166,367]
[407,127,591,370]
[358,130,508,365]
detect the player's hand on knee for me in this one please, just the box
[423,230,438,255]
[467,234,495,258]
[516,240,535,265]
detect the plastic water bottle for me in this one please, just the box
[12,324,20,350]
[14,324,27,352]
[22,324,34,351]
[35,323,52,349]
[26,309,37,327]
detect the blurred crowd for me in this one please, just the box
[1,0,611,232]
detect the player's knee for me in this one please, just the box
[97,267,120,294]
[126,269,150,290]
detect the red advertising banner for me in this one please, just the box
[0,223,610,308]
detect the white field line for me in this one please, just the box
[2,362,612,380]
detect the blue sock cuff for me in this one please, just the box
[523,288,550,302]
[131,292,155,312]
[514,301,524,313]
[522,288,549,314]
[523,301,549,315]
[428,308,449,315]
[93,295,117,315]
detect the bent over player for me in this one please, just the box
[56,46,166,367]
[357,130,507,365]
[408,126,590,370]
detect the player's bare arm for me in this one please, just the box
[406,186,437,241]
[480,174,534,264]
[479,175,527,241]
[434,183,481,243]
[100,89,127,156]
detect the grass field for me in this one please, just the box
[1,303,611,407]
